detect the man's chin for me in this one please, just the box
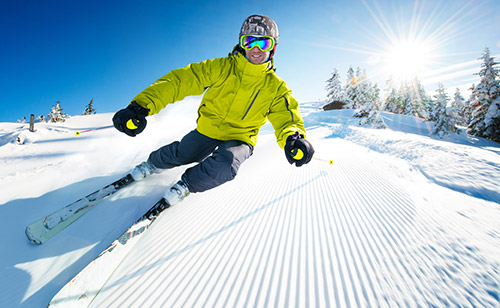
[248,56,266,65]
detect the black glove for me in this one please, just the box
[284,132,314,167]
[112,102,149,137]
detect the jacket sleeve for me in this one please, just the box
[268,82,306,149]
[131,58,226,115]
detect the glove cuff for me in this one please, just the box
[127,101,150,117]
[286,131,304,146]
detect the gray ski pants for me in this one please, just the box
[147,129,253,193]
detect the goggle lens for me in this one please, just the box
[240,35,275,52]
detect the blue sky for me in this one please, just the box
[1,0,499,122]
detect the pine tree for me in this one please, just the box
[411,78,431,119]
[354,69,371,110]
[383,87,400,113]
[462,84,475,126]
[343,66,356,109]
[353,82,375,118]
[355,83,387,128]
[345,67,372,110]
[484,96,500,142]
[468,47,500,141]
[397,83,412,115]
[431,84,457,137]
[325,69,344,105]
[84,98,96,115]
[452,88,467,126]
[47,101,68,123]
[394,78,429,118]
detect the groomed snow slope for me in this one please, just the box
[1,98,499,307]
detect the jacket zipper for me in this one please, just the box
[241,90,260,120]
[284,96,294,122]
[197,103,206,123]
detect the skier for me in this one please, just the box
[113,15,314,206]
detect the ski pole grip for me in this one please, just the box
[126,119,139,130]
[291,148,304,160]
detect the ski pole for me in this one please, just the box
[291,149,333,165]
[313,157,334,165]
[75,125,114,136]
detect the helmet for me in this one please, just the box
[239,15,279,45]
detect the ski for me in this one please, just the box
[48,198,171,307]
[26,174,135,245]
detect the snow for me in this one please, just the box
[1,97,500,307]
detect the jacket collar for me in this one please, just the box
[234,53,274,76]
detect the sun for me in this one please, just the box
[382,38,434,83]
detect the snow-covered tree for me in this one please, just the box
[354,83,387,128]
[382,77,429,118]
[412,79,432,119]
[325,69,344,105]
[382,78,397,113]
[452,88,467,126]
[84,98,96,115]
[462,85,475,126]
[344,67,373,110]
[431,84,458,137]
[383,88,400,113]
[47,101,68,123]
[397,83,412,115]
[484,96,500,142]
[343,66,356,109]
[396,78,429,118]
[468,47,500,142]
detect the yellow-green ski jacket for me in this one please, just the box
[132,52,306,148]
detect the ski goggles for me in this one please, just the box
[240,35,275,52]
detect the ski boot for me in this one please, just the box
[130,161,157,181]
[163,180,190,206]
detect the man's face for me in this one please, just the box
[246,46,270,65]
